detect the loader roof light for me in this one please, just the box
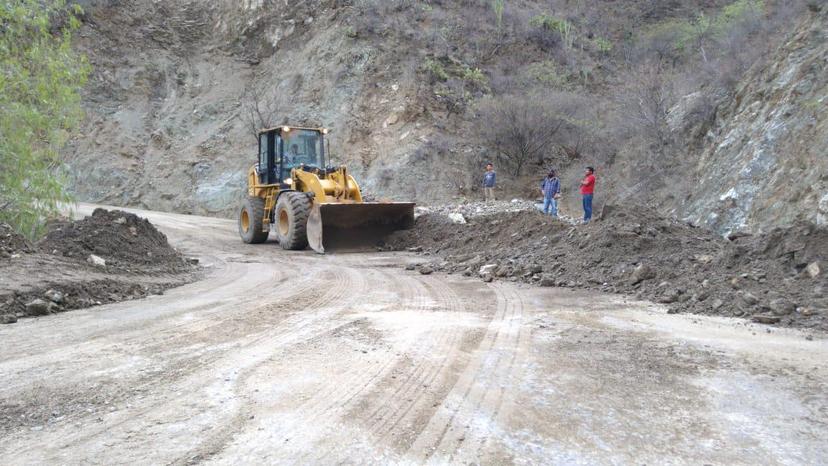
[321,128,329,134]
[282,126,291,132]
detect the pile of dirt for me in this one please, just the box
[0,224,32,259]
[0,209,198,324]
[387,205,827,331]
[38,208,192,273]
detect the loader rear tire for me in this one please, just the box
[239,196,269,244]
[275,192,311,250]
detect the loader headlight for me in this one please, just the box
[284,178,293,185]
[321,128,329,134]
[282,126,291,132]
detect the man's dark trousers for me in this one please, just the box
[582,194,593,222]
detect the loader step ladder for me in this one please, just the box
[263,188,278,228]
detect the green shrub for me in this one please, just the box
[424,59,450,81]
[593,37,613,54]
[0,0,90,239]
[529,14,575,49]
[461,66,486,85]
[718,0,764,28]
[527,60,569,88]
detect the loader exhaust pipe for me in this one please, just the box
[307,202,415,254]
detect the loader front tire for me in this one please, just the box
[239,196,269,244]
[275,192,310,250]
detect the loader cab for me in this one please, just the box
[257,126,327,186]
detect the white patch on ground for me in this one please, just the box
[695,372,825,465]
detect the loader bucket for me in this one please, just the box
[307,202,415,254]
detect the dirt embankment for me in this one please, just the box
[388,203,827,331]
[0,224,33,259]
[0,209,199,324]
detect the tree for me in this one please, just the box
[239,84,284,142]
[0,1,90,239]
[618,62,676,158]
[476,94,580,176]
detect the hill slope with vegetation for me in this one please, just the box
[63,0,825,235]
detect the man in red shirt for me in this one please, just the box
[580,166,596,223]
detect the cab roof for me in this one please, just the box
[258,125,327,135]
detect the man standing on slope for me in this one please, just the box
[580,166,596,224]
[482,163,496,202]
[540,170,561,217]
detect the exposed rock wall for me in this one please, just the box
[681,8,827,235]
[65,0,432,216]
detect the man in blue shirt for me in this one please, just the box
[540,170,561,217]
[482,163,496,202]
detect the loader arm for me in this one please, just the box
[292,167,363,203]
[291,167,413,253]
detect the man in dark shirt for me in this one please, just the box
[540,170,561,217]
[482,163,496,202]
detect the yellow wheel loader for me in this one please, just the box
[238,126,415,253]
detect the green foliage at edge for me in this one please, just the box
[0,0,90,239]
[643,0,765,56]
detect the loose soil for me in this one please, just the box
[39,208,193,273]
[0,224,32,260]
[0,209,198,324]
[387,203,828,331]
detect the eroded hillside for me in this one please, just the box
[65,0,825,235]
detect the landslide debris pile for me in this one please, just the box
[0,209,197,324]
[388,205,827,331]
[39,208,191,273]
[0,224,33,259]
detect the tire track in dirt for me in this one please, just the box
[408,283,529,462]
[172,263,367,464]
[364,277,468,440]
[6,263,360,462]
[231,267,433,462]
[0,262,309,409]
[0,260,281,359]
[305,275,496,463]
[450,285,533,463]
[205,265,472,463]
[297,270,440,463]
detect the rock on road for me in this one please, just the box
[1,205,826,465]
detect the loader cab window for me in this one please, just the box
[258,131,279,184]
[274,134,283,181]
[281,129,325,175]
[258,133,269,183]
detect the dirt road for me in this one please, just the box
[1,205,826,465]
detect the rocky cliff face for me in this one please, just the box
[679,7,827,235]
[66,0,434,215]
